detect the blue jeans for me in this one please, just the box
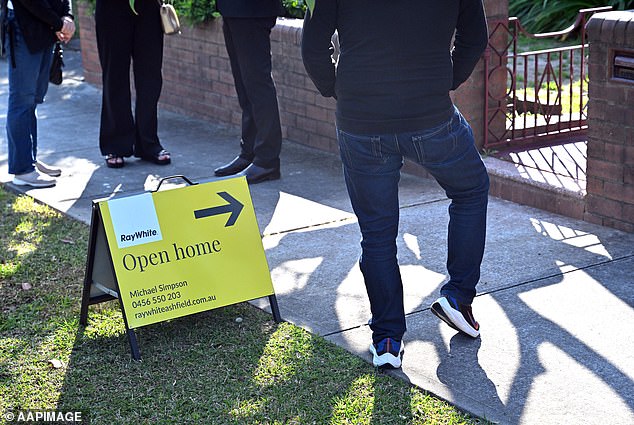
[5,10,53,175]
[337,107,489,343]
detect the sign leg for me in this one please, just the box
[127,329,141,361]
[80,205,101,326]
[268,294,283,323]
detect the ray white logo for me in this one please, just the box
[120,228,158,243]
[107,193,163,248]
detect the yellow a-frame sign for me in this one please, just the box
[80,175,281,359]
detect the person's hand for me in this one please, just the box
[57,16,75,44]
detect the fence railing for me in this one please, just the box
[483,7,613,150]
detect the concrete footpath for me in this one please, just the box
[1,48,633,425]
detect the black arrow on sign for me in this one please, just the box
[194,191,244,227]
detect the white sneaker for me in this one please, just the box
[12,170,57,188]
[35,160,62,177]
[431,296,480,338]
[369,337,404,369]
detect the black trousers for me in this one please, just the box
[223,17,282,169]
[95,0,164,158]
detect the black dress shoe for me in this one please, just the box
[244,164,281,184]
[214,156,252,176]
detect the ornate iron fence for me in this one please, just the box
[483,7,613,150]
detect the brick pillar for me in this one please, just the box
[585,10,634,232]
[452,0,508,150]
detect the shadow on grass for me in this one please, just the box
[0,189,465,424]
[56,300,420,424]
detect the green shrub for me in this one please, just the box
[170,0,219,25]
[81,0,309,24]
[281,0,308,18]
[509,0,634,34]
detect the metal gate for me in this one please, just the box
[483,7,612,150]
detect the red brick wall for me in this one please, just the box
[586,10,634,232]
[77,2,507,157]
[77,4,100,85]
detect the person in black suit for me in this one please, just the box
[214,0,284,184]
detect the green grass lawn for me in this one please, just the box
[0,187,486,425]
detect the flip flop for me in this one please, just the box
[105,154,124,168]
[142,149,171,165]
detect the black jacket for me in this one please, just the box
[302,0,489,134]
[3,0,71,54]
[216,0,284,18]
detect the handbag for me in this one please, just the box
[49,42,63,85]
[158,0,180,35]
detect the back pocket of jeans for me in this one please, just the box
[411,123,457,165]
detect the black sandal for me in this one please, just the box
[105,154,124,168]
[142,149,171,165]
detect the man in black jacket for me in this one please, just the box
[214,0,285,184]
[2,0,75,187]
[302,0,490,369]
